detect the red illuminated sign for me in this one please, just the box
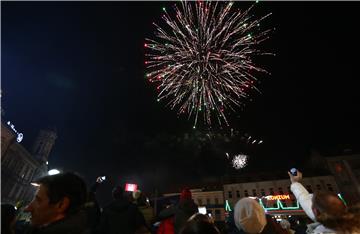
[125,183,138,192]
[266,194,290,200]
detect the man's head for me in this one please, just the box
[312,191,346,219]
[25,172,87,227]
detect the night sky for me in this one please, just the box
[2,1,360,204]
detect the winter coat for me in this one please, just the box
[24,211,88,234]
[290,182,336,234]
[97,198,147,234]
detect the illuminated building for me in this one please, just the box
[325,154,360,205]
[1,121,57,205]
[223,175,339,217]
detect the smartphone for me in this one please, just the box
[290,168,297,176]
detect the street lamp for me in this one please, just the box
[48,169,60,175]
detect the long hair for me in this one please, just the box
[316,202,360,233]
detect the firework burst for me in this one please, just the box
[232,154,248,169]
[145,1,273,127]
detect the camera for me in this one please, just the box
[290,168,297,176]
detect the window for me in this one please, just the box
[327,184,333,191]
[269,188,274,195]
[236,190,240,198]
[252,189,257,196]
[215,198,219,205]
[261,189,265,196]
[206,198,211,204]
[16,186,23,200]
[278,187,284,195]
[244,190,249,197]
[228,191,232,198]
[306,185,313,193]
[198,199,202,205]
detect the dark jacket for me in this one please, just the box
[97,198,146,234]
[24,211,88,234]
[83,182,101,233]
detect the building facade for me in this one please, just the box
[1,122,57,205]
[325,154,360,205]
[223,175,340,217]
[192,189,225,221]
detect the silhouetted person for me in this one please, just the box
[83,177,103,234]
[97,186,147,234]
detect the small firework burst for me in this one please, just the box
[232,154,248,169]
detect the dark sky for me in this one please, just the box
[2,1,360,202]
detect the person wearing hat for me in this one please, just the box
[233,198,267,234]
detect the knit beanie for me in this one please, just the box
[234,198,267,234]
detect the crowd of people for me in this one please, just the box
[2,170,360,234]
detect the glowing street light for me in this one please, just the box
[48,169,60,175]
